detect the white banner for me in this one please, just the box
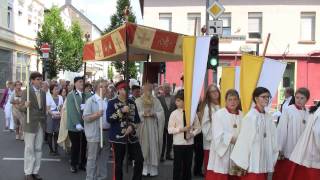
[235,66,241,94]
[257,58,287,103]
[190,36,211,125]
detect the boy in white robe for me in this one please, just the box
[288,103,320,180]
[273,88,310,180]
[206,89,242,180]
[230,87,278,180]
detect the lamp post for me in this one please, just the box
[84,32,91,82]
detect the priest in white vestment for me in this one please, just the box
[206,89,242,180]
[288,103,320,180]
[273,88,310,180]
[136,84,165,176]
[230,87,278,180]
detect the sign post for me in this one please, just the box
[40,43,50,80]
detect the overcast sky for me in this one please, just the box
[44,0,143,31]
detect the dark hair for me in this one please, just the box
[29,72,42,80]
[252,87,271,104]
[131,85,141,91]
[85,83,92,89]
[175,89,184,101]
[59,87,68,96]
[295,87,310,100]
[285,87,294,96]
[14,81,22,86]
[50,83,58,94]
[225,89,240,101]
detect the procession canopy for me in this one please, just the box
[83,22,183,62]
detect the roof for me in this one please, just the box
[60,4,102,33]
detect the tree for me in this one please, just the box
[107,66,114,80]
[59,22,84,72]
[36,6,65,78]
[36,6,84,79]
[104,0,138,79]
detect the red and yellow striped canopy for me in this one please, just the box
[83,23,183,62]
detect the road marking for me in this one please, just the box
[2,158,61,162]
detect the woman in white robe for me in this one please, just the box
[273,87,310,180]
[230,87,278,180]
[206,89,242,180]
[288,103,320,180]
[200,84,220,176]
[136,84,165,177]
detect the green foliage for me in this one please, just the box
[107,66,114,80]
[104,0,137,79]
[36,6,84,79]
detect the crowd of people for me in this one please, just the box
[0,71,319,180]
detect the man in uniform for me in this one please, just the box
[107,80,144,180]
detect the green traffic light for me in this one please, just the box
[210,58,218,66]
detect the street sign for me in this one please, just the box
[40,43,50,53]
[208,20,223,35]
[42,53,49,58]
[207,1,225,19]
[40,43,50,59]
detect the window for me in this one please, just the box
[28,19,32,25]
[187,13,201,35]
[248,12,262,39]
[18,10,22,16]
[16,53,30,82]
[300,12,316,41]
[0,49,12,89]
[159,13,172,31]
[7,7,12,29]
[221,13,231,36]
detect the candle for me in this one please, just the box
[100,87,103,148]
[26,64,29,123]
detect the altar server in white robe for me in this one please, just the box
[200,84,220,176]
[206,89,242,180]
[288,103,320,180]
[230,87,278,180]
[273,87,310,180]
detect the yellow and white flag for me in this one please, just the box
[220,67,235,107]
[240,54,264,114]
[183,36,211,126]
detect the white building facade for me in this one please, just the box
[0,0,45,90]
[141,0,320,105]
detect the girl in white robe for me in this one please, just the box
[288,103,320,180]
[273,87,310,180]
[200,84,220,176]
[206,89,242,180]
[230,87,278,180]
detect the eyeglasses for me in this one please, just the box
[259,95,271,100]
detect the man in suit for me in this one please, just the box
[20,72,46,180]
[158,83,176,161]
[66,76,92,173]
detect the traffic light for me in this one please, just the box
[159,62,166,74]
[207,35,219,70]
[44,60,50,72]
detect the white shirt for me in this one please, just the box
[168,108,201,145]
[290,108,320,169]
[207,108,242,174]
[94,94,110,129]
[230,108,278,173]
[277,104,309,159]
[201,104,220,150]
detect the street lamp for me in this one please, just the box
[84,32,90,82]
